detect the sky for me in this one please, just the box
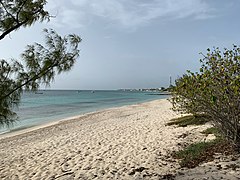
[1,0,240,90]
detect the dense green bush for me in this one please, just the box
[171,46,240,148]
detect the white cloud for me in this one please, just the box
[46,0,214,30]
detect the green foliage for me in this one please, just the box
[171,46,240,148]
[0,1,81,126]
[201,127,221,136]
[0,29,81,126]
[167,115,209,127]
[175,141,214,168]
[173,137,237,168]
[0,0,49,40]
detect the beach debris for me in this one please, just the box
[178,133,188,139]
[128,166,147,175]
[54,171,74,179]
[161,173,176,180]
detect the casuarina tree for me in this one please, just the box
[0,0,81,126]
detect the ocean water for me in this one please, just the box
[0,90,170,134]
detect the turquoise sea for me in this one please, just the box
[0,90,170,134]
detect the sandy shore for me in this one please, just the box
[0,99,239,179]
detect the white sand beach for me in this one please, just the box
[0,99,239,179]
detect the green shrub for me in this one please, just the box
[167,115,209,127]
[201,127,221,136]
[173,138,235,168]
[170,46,240,148]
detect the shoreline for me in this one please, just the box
[0,98,166,140]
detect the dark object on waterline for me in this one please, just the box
[35,92,43,94]
[146,92,171,96]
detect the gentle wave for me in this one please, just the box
[0,90,170,134]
